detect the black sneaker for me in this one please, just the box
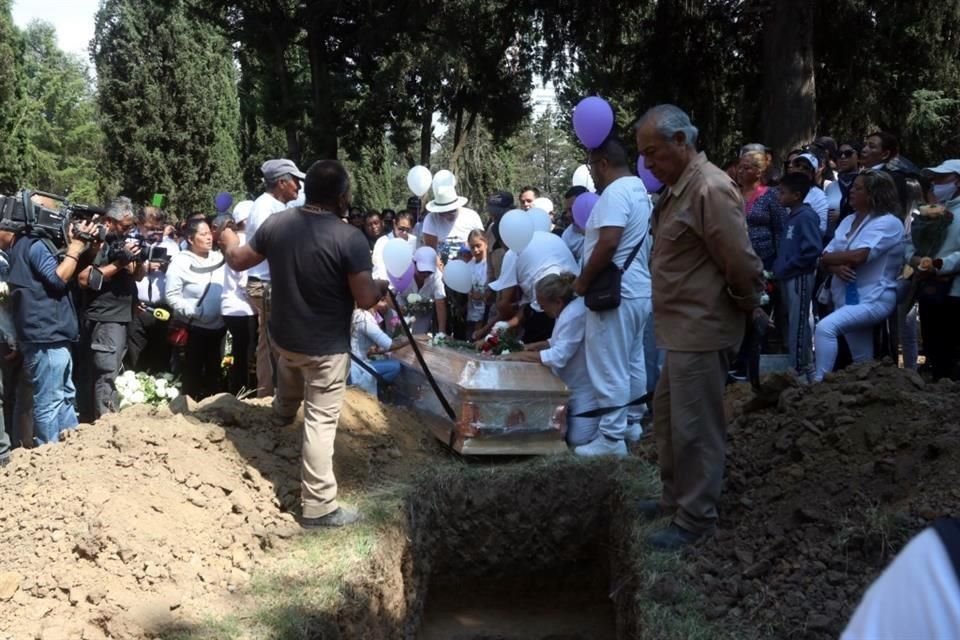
[300,507,361,529]
[647,523,703,551]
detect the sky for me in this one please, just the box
[12,0,99,60]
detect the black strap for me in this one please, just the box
[388,289,459,448]
[189,257,226,274]
[933,518,960,589]
[620,229,648,274]
[571,392,651,418]
[349,352,390,386]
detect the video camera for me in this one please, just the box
[0,189,105,247]
[110,234,170,265]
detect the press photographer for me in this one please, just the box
[127,205,179,374]
[2,192,97,446]
[76,196,147,421]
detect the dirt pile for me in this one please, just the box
[0,390,437,640]
[655,362,960,638]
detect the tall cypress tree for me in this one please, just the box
[0,0,26,193]
[93,0,241,214]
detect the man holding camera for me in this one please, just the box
[5,203,96,445]
[77,197,146,421]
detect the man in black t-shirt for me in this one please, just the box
[77,197,146,421]
[221,160,388,529]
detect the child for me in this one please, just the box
[397,246,447,335]
[773,172,823,379]
[349,297,406,397]
[466,229,489,338]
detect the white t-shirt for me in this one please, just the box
[468,259,488,322]
[843,528,960,640]
[583,175,652,299]
[221,231,255,317]
[397,272,446,335]
[825,213,904,306]
[136,238,181,304]
[561,224,585,262]
[806,186,829,234]
[349,309,394,396]
[244,192,288,281]
[421,207,484,248]
[539,297,595,414]
[372,232,418,281]
[515,232,581,306]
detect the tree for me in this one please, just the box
[19,21,102,203]
[93,0,242,214]
[0,0,26,193]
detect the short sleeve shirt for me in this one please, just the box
[583,176,652,299]
[805,186,830,234]
[248,208,372,356]
[244,192,288,281]
[421,207,484,247]
[515,232,581,306]
[825,213,904,305]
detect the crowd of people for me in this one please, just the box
[1,103,959,549]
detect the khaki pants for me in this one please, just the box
[245,280,274,397]
[653,349,732,534]
[273,346,350,519]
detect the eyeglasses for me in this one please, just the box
[394,226,412,233]
[838,149,856,159]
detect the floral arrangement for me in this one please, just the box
[117,370,180,409]
[402,292,435,327]
[912,205,955,262]
[427,322,523,356]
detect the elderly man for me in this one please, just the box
[572,138,652,457]
[635,104,764,550]
[244,158,305,397]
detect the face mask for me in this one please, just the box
[932,182,958,203]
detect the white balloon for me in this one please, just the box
[432,169,456,190]
[383,238,414,278]
[442,259,473,294]
[499,209,535,253]
[528,207,552,233]
[571,164,596,192]
[406,166,432,197]
[825,181,842,211]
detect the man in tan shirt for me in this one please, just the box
[635,104,764,550]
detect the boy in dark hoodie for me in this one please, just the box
[774,172,822,379]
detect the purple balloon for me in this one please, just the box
[572,192,600,230]
[636,156,663,192]
[389,263,414,292]
[572,96,614,149]
[214,191,233,213]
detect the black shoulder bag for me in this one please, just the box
[584,230,648,311]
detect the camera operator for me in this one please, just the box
[127,205,179,373]
[5,204,96,446]
[76,197,147,421]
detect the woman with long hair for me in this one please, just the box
[814,171,905,381]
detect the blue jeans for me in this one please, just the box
[21,342,78,446]
[369,359,402,383]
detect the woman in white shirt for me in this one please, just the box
[501,272,598,446]
[371,212,417,280]
[165,219,226,400]
[815,171,905,381]
[217,206,258,395]
[349,298,406,396]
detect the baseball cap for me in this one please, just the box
[413,246,438,273]
[232,200,254,224]
[795,153,819,172]
[486,191,514,217]
[925,160,960,176]
[261,158,305,182]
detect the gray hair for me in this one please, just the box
[636,104,699,148]
[106,196,135,221]
[265,173,293,189]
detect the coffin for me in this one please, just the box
[391,337,570,455]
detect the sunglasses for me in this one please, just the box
[394,226,412,233]
[838,149,856,159]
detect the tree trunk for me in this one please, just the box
[419,100,433,166]
[449,110,476,171]
[305,23,338,159]
[760,0,816,165]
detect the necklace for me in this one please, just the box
[301,204,334,215]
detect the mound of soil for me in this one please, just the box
[651,362,960,638]
[0,390,438,640]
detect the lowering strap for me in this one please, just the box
[571,392,652,419]
[388,289,459,449]
[349,352,389,386]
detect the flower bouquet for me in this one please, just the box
[117,370,180,409]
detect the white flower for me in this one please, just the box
[501,349,511,355]
[166,388,179,400]
[404,316,415,326]
[155,378,168,392]
[130,391,146,405]
[120,370,137,381]
[492,321,510,335]
[406,293,422,304]
[161,373,174,381]
[0,282,8,297]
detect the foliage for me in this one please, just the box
[116,370,180,408]
[93,0,242,216]
[19,21,102,203]
[0,0,27,193]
